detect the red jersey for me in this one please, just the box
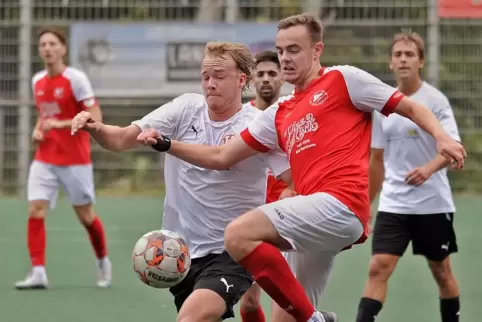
[241,66,404,244]
[32,67,98,166]
[245,100,289,203]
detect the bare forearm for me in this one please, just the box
[368,161,384,204]
[55,119,73,128]
[57,109,101,129]
[87,123,137,152]
[169,141,228,170]
[424,154,451,174]
[395,100,446,140]
[34,117,41,131]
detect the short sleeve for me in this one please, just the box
[433,97,461,142]
[334,65,405,116]
[240,104,280,152]
[131,94,194,140]
[70,71,95,102]
[264,149,290,178]
[371,112,387,149]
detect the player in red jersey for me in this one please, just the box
[86,14,465,322]
[15,28,111,290]
[240,50,291,322]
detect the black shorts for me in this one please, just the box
[372,211,458,261]
[169,251,253,320]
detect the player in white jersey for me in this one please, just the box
[356,32,461,322]
[71,42,328,322]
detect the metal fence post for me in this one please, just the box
[427,0,440,87]
[18,0,33,197]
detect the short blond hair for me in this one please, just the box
[277,13,324,43]
[391,30,425,59]
[204,41,254,92]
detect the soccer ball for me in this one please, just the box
[132,229,191,289]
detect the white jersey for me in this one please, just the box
[371,82,460,214]
[132,93,290,258]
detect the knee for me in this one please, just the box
[240,288,261,312]
[429,260,455,286]
[241,298,260,312]
[28,201,48,218]
[74,204,95,226]
[224,219,247,257]
[367,255,397,282]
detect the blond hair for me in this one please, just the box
[204,41,255,92]
[391,30,425,59]
[277,13,324,43]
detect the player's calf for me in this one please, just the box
[74,204,111,288]
[225,209,316,322]
[428,258,460,322]
[356,254,399,322]
[15,200,49,290]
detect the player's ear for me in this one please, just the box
[60,44,67,57]
[314,41,324,60]
[419,58,425,69]
[239,73,247,89]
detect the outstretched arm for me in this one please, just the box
[168,136,259,170]
[87,123,141,152]
[337,65,466,168]
[394,97,447,144]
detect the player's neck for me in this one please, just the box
[46,62,66,77]
[254,96,278,111]
[208,102,242,122]
[295,65,322,92]
[397,77,423,96]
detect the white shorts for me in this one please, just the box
[283,251,336,306]
[259,192,364,304]
[27,160,96,209]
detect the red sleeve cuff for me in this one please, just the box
[240,129,270,153]
[380,90,404,116]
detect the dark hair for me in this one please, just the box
[391,30,425,59]
[37,27,67,45]
[254,51,280,69]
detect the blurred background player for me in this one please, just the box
[15,28,111,290]
[355,31,461,322]
[245,50,288,205]
[239,50,289,322]
[71,42,292,322]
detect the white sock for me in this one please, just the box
[97,256,109,267]
[32,265,46,276]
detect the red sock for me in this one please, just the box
[239,243,314,322]
[241,306,266,322]
[28,217,46,266]
[85,217,107,259]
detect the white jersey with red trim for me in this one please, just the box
[240,65,404,242]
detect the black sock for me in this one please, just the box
[441,296,460,322]
[356,297,383,322]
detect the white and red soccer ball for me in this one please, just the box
[132,229,191,288]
